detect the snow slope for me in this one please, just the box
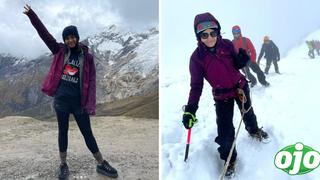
[161,31,320,179]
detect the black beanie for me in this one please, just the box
[62,25,79,41]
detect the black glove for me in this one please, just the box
[234,48,250,69]
[276,56,280,61]
[182,104,198,129]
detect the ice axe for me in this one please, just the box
[184,128,192,162]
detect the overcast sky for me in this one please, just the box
[0,0,158,58]
[162,0,320,75]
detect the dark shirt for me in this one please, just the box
[55,48,81,100]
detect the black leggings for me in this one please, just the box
[54,97,99,154]
[214,83,259,162]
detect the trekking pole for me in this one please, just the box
[219,88,252,179]
[184,128,192,162]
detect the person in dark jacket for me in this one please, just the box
[257,36,280,74]
[23,4,118,179]
[232,26,270,87]
[182,12,269,177]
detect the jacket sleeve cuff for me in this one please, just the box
[184,104,198,114]
[84,108,96,116]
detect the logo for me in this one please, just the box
[63,64,78,76]
[274,142,320,175]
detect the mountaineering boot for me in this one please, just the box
[96,160,118,178]
[262,82,270,87]
[58,163,69,180]
[225,160,236,178]
[250,127,270,143]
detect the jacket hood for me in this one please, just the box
[194,12,221,41]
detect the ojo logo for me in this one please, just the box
[274,142,320,175]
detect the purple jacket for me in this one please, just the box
[188,13,247,105]
[26,9,96,115]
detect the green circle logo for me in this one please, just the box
[274,142,320,175]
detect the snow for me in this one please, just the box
[161,30,320,179]
[96,40,123,53]
[113,30,158,77]
[108,60,115,65]
[13,57,28,65]
[125,34,158,76]
[88,25,133,53]
[0,53,27,65]
[82,24,158,79]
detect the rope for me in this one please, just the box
[219,88,252,179]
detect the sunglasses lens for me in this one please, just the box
[200,32,209,39]
[210,31,217,37]
[232,29,241,34]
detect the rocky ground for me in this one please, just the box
[0,116,158,180]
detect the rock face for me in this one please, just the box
[87,25,159,103]
[0,116,158,179]
[0,26,158,119]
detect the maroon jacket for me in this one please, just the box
[26,9,96,115]
[188,13,247,105]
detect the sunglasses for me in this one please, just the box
[232,29,241,34]
[200,30,218,39]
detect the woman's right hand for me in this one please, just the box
[23,4,31,15]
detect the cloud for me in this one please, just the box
[111,0,158,28]
[0,0,158,58]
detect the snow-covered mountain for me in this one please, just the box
[86,25,158,102]
[161,30,320,179]
[0,25,158,118]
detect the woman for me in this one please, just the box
[23,4,118,179]
[182,12,269,177]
